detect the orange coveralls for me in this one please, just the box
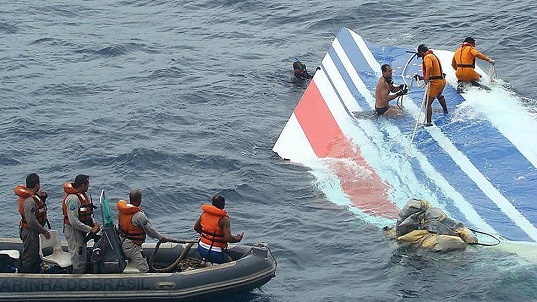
[423,51,446,98]
[451,43,492,82]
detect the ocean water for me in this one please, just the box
[1,1,536,301]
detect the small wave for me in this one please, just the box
[117,0,169,7]
[0,155,20,166]
[39,4,93,18]
[148,66,187,79]
[99,148,188,173]
[31,83,113,97]
[95,45,128,57]
[29,37,57,45]
[70,42,151,62]
[0,22,18,34]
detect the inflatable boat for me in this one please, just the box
[0,239,276,301]
[0,191,276,301]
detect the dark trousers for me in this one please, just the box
[19,227,41,273]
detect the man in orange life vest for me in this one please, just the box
[451,37,495,92]
[117,189,171,272]
[194,195,244,264]
[62,174,100,274]
[414,44,448,127]
[15,173,50,273]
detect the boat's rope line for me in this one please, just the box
[399,50,429,157]
[398,51,417,107]
[489,63,497,84]
[329,31,536,240]
[393,52,537,240]
[405,82,430,160]
[148,239,196,273]
[468,228,501,246]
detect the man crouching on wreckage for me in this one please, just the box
[384,199,478,252]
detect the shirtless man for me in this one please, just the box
[375,64,408,117]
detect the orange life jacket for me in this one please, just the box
[199,204,229,249]
[117,200,146,246]
[15,185,47,229]
[422,50,444,80]
[454,42,476,68]
[62,182,94,226]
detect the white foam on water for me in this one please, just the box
[275,30,537,246]
[436,50,537,169]
[493,241,537,264]
[309,159,396,227]
[332,38,498,234]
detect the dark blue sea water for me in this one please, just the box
[1,1,537,301]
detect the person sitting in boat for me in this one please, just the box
[414,44,449,126]
[117,189,172,273]
[62,174,100,274]
[385,198,478,252]
[451,37,495,92]
[194,195,243,264]
[375,64,408,117]
[15,173,51,273]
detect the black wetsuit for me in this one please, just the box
[293,61,313,80]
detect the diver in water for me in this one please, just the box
[451,37,495,93]
[293,57,319,81]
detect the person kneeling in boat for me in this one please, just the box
[451,37,495,92]
[117,189,172,273]
[194,195,243,264]
[375,64,408,117]
[387,198,477,252]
